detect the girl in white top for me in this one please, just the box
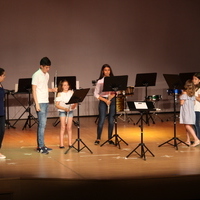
[193,73,200,139]
[179,79,199,147]
[55,80,77,148]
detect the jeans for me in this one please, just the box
[194,111,200,139]
[37,103,48,147]
[0,116,5,149]
[97,98,115,140]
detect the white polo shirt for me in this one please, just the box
[32,69,49,103]
[194,88,200,112]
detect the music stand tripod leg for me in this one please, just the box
[100,113,128,149]
[64,93,93,154]
[65,134,93,154]
[126,111,155,160]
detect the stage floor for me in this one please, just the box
[1,113,200,199]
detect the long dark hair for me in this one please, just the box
[98,64,114,80]
[0,68,5,76]
[193,72,200,89]
[57,80,71,95]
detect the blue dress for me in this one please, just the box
[179,93,195,124]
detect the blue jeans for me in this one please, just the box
[37,103,48,147]
[97,98,115,140]
[194,111,200,139]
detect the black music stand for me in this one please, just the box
[135,73,157,125]
[158,74,189,150]
[53,76,76,127]
[64,88,93,154]
[11,78,38,130]
[4,89,15,129]
[100,75,129,149]
[179,72,196,84]
[126,101,155,160]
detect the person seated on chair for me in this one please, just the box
[55,80,77,148]
[94,64,116,145]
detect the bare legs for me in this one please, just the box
[59,116,73,147]
[185,124,200,147]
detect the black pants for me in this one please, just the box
[0,116,5,148]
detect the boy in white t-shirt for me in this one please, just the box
[32,57,57,154]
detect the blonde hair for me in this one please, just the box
[184,79,195,97]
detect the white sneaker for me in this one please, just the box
[0,153,6,159]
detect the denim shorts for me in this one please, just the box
[59,111,73,117]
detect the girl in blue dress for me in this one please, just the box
[179,79,200,147]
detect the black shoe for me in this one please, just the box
[59,146,65,149]
[37,147,49,154]
[108,140,115,145]
[94,140,100,145]
[44,146,52,151]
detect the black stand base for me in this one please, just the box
[64,137,93,154]
[22,115,38,130]
[158,137,189,150]
[53,118,60,127]
[5,120,16,129]
[100,133,128,149]
[126,142,155,161]
[125,111,155,161]
[64,116,93,154]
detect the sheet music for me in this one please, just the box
[134,102,148,109]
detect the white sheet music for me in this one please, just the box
[134,102,148,109]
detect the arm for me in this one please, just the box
[48,88,57,93]
[179,92,186,106]
[70,103,77,110]
[55,93,70,112]
[94,81,111,105]
[196,93,200,102]
[32,84,40,111]
[180,99,185,106]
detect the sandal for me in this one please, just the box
[185,141,191,146]
[191,141,200,147]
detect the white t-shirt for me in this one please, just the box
[194,88,200,112]
[55,90,74,112]
[32,69,49,103]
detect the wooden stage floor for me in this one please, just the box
[1,113,200,199]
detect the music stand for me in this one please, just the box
[11,78,38,129]
[135,73,157,125]
[4,89,15,129]
[64,88,93,154]
[100,75,129,149]
[55,76,76,90]
[53,76,76,127]
[158,74,189,150]
[179,72,196,84]
[126,101,155,160]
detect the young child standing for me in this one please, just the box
[179,79,200,147]
[192,73,200,139]
[55,80,77,148]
